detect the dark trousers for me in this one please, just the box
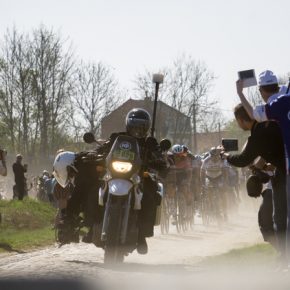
[287,173,290,262]
[271,168,287,255]
[66,177,159,238]
[258,189,275,244]
[138,177,160,238]
[66,182,101,227]
[15,183,26,200]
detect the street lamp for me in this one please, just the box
[151,74,164,137]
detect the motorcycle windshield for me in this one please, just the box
[106,135,141,178]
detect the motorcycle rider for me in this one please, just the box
[53,150,102,244]
[96,108,169,254]
[54,108,169,254]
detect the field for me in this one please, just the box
[0,198,56,252]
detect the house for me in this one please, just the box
[101,97,192,146]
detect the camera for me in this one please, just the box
[246,168,270,198]
[238,69,257,88]
[222,139,238,152]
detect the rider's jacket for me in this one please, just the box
[191,155,202,170]
[201,156,226,179]
[74,151,101,186]
[172,154,193,170]
[98,132,169,238]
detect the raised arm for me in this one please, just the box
[236,80,254,119]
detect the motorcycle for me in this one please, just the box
[83,133,170,264]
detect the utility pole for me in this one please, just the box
[218,122,221,144]
[151,74,164,137]
[193,102,197,153]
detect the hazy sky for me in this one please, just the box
[1,0,290,117]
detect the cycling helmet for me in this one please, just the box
[42,170,49,177]
[172,144,183,154]
[53,151,77,188]
[126,108,151,138]
[209,147,219,157]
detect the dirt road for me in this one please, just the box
[0,211,289,290]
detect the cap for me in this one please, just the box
[258,70,278,86]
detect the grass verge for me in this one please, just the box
[0,198,56,253]
[199,243,278,268]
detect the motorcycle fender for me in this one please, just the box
[157,182,164,198]
[134,186,143,210]
[99,187,105,206]
[108,179,133,196]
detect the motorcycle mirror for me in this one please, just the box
[160,139,172,151]
[83,132,96,144]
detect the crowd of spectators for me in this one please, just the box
[221,70,290,267]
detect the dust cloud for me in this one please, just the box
[1,199,289,290]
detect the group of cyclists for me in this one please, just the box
[1,68,288,266]
[161,144,240,232]
[5,107,243,261]
[11,122,242,237]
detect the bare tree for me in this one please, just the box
[0,29,19,151]
[134,55,218,151]
[72,61,120,136]
[199,109,226,133]
[0,26,74,161]
[30,26,74,156]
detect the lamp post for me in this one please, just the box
[151,73,164,137]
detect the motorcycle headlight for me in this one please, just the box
[112,161,133,174]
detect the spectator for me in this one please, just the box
[12,154,27,200]
[0,149,7,177]
[236,70,290,265]
[259,182,276,247]
[44,174,57,204]
[221,104,287,260]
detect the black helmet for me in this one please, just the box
[126,108,151,138]
[246,175,263,198]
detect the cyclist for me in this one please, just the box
[201,147,228,222]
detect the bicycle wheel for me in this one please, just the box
[174,194,181,233]
[211,189,223,226]
[160,197,170,234]
[201,193,210,226]
[187,203,195,229]
[177,193,188,232]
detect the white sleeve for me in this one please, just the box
[201,159,207,171]
[253,105,268,122]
